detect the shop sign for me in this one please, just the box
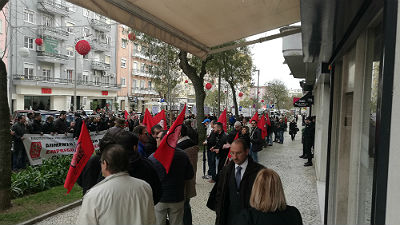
[101,91,108,96]
[41,88,52,94]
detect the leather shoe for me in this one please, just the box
[299,155,305,158]
[304,162,313,167]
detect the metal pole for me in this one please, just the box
[218,69,221,116]
[256,69,260,112]
[74,51,77,112]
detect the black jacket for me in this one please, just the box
[233,206,303,225]
[11,122,26,145]
[227,129,240,144]
[30,120,43,134]
[289,122,298,135]
[54,118,68,134]
[77,154,102,195]
[145,135,158,157]
[42,122,55,134]
[215,157,264,225]
[149,148,194,203]
[176,137,196,150]
[250,127,263,152]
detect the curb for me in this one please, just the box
[17,199,82,225]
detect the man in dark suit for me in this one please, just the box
[215,138,264,225]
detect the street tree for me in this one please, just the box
[205,89,226,113]
[263,79,290,110]
[207,42,253,117]
[0,0,11,210]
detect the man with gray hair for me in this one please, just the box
[227,121,242,145]
[77,144,155,225]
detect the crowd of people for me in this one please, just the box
[10,109,311,225]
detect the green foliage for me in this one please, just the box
[205,89,226,111]
[263,79,290,110]
[11,155,72,198]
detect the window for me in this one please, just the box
[140,80,145,89]
[83,27,90,37]
[66,69,73,83]
[82,71,89,84]
[24,36,34,49]
[24,9,35,24]
[148,81,152,89]
[95,76,101,85]
[42,14,53,27]
[106,36,111,45]
[121,58,127,68]
[66,46,74,57]
[105,55,110,65]
[121,77,126,86]
[121,39,128,48]
[141,63,145,72]
[42,67,51,81]
[83,9,90,18]
[133,43,138,52]
[24,63,35,79]
[133,61,138,70]
[104,76,109,85]
[66,2,76,12]
[66,21,74,33]
[132,79,137,90]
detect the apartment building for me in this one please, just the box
[116,25,158,113]
[8,0,119,112]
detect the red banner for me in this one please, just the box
[64,122,94,193]
[217,109,227,132]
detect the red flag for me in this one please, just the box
[217,108,227,132]
[154,105,186,173]
[142,108,154,134]
[64,122,94,193]
[227,132,240,159]
[266,113,271,126]
[250,111,259,123]
[152,109,167,130]
[124,110,129,120]
[258,115,268,139]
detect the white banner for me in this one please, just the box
[23,131,106,166]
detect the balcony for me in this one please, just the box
[37,26,69,41]
[91,60,110,71]
[37,0,69,16]
[131,87,158,96]
[91,40,109,52]
[131,69,153,78]
[13,75,120,90]
[89,19,111,32]
[37,51,69,64]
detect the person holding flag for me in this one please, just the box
[148,105,195,225]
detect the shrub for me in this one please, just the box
[11,155,73,198]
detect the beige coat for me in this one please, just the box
[184,145,199,199]
[76,172,155,225]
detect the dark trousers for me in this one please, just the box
[207,150,217,180]
[183,199,192,225]
[304,144,312,162]
[291,133,296,141]
[12,144,27,170]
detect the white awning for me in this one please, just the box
[67,0,300,58]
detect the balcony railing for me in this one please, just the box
[91,40,109,52]
[37,26,69,40]
[89,19,111,32]
[37,0,69,16]
[13,75,121,89]
[37,51,69,60]
[91,60,111,71]
[131,69,154,77]
[131,87,157,95]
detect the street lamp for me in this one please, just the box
[255,69,260,112]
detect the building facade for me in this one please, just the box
[116,25,158,113]
[8,0,119,112]
[282,1,400,224]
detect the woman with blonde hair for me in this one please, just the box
[234,168,303,225]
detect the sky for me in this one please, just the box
[248,30,302,90]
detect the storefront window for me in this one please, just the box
[24,96,50,110]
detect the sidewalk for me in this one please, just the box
[34,131,321,225]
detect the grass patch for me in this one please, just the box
[0,185,82,225]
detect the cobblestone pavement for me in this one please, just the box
[35,130,320,225]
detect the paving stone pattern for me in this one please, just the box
[35,130,320,225]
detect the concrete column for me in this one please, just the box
[15,94,24,111]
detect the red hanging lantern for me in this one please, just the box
[35,38,43,46]
[185,80,188,83]
[239,92,244,97]
[205,83,212,90]
[261,100,265,103]
[128,32,136,41]
[75,40,91,56]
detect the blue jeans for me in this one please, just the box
[267,133,273,145]
[250,143,258,163]
[12,143,27,170]
[279,131,284,143]
[207,150,217,180]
